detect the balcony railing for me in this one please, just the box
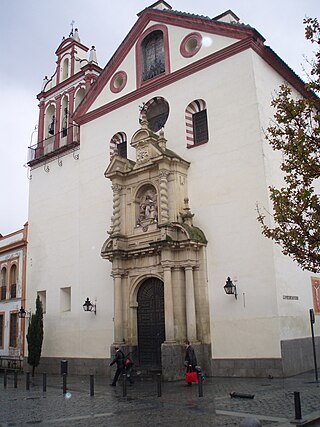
[28,125,80,166]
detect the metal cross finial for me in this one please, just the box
[69,20,75,37]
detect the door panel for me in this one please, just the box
[137,278,165,368]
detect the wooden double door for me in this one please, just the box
[137,278,165,368]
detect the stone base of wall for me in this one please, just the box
[23,357,111,377]
[211,357,284,378]
[23,337,319,379]
[281,336,320,377]
[211,336,320,378]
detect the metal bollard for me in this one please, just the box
[4,370,7,389]
[294,391,302,420]
[122,373,127,397]
[26,372,30,391]
[197,372,203,397]
[14,371,18,388]
[43,373,47,392]
[62,373,67,395]
[90,375,94,396]
[156,373,162,397]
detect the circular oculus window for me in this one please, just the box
[110,71,127,93]
[180,32,202,58]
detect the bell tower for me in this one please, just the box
[28,28,102,167]
[101,117,211,380]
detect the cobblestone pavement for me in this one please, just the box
[0,371,320,426]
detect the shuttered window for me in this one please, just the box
[141,31,165,82]
[192,110,208,144]
[9,313,18,347]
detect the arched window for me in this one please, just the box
[62,57,69,81]
[141,97,169,132]
[10,265,17,299]
[9,313,18,348]
[61,95,68,139]
[185,99,209,147]
[110,132,127,159]
[45,104,56,138]
[75,87,85,110]
[141,30,165,82]
[0,267,7,300]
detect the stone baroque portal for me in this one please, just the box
[101,118,211,380]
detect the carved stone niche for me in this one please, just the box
[135,184,158,230]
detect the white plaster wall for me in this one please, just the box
[80,48,283,359]
[27,152,113,359]
[29,33,320,363]
[252,52,320,341]
[88,21,238,113]
[0,231,24,248]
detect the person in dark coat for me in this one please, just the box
[184,340,198,386]
[110,346,125,386]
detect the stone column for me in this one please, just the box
[159,170,169,223]
[185,265,197,342]
[111,185,121,234]
[113,272,123,344]
[163,265,175,342]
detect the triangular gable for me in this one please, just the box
[213,10,240,24]
[73,7,263,124]
[105,155,134,178]
[137,0,172,16]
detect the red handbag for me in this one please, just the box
[185,371,198,383]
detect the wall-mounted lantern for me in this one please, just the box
[82,297,96,315]
[224,277,237,299]
[18,306,31,319]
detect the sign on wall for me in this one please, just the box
[311,277,320,315]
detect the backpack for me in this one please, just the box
[124,356,133,367]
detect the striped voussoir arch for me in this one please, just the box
[185,99,206,144]
[139,96,162,121]
[110,131,127,159]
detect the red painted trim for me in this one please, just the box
[187,139,208,149]
[71,46,75,76]
[37,101,45,145]
[37,64,101,100]
[76,37,253,124]
[110,71,127,93]
[55,38,89,56]
[74,9,261,121]
[56,58,61,85]
[180,32,202,58]
[135,23,170,89]
[76,36,314,126]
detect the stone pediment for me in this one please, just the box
[104,154,134,178]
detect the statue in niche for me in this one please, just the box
[137,192,158,226]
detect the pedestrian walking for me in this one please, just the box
[109,346,125,386]
[184,340,198,386]
[124,353,134,385]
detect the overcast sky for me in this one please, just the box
[0,0,318,236]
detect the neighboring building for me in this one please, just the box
[26,1,319,379]
[0,224,28,370]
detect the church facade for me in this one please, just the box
[26,1,319,379]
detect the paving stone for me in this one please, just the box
[0,371,319,426]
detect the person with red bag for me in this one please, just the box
[184,340,198,386]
